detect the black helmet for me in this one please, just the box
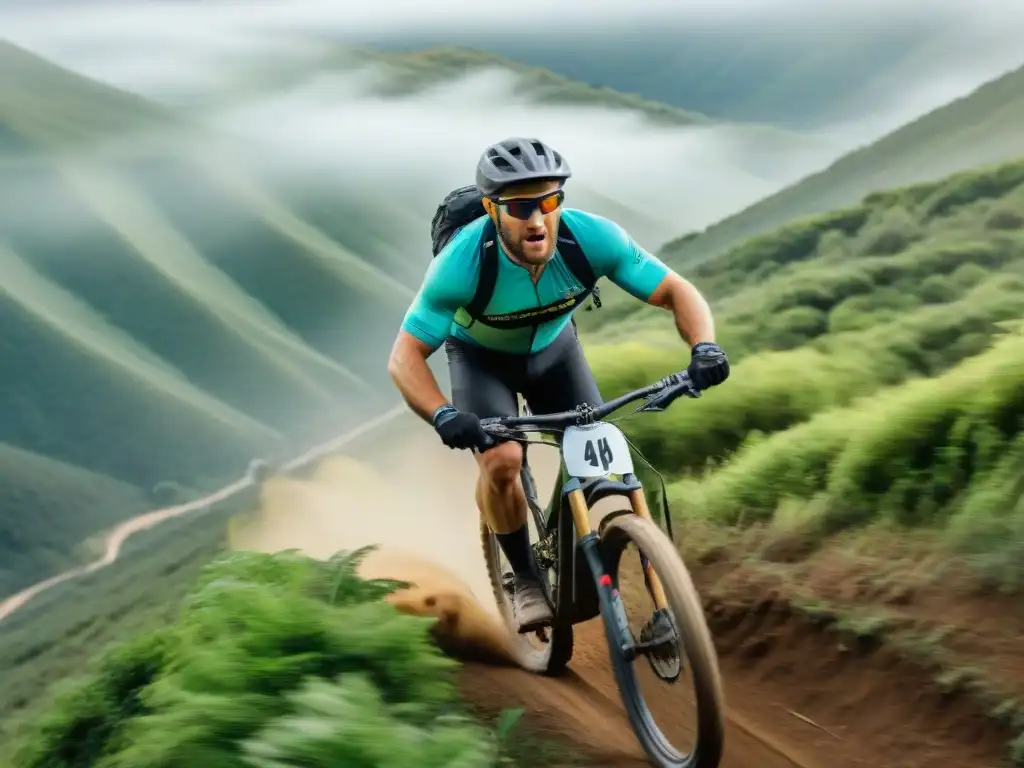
[475,137,572,197]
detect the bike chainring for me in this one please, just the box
[531,532,557,571]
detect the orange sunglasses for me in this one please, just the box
[495,189,565,220]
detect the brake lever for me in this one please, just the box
[477,421,514,451]
[640,380,700,412]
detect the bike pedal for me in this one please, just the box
[517,618,553,636]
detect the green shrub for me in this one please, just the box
[986,206,1024,231]
[922,162,1024,219]
[668,332,1024,544]
[12,548,498,768]
[916,274,958,304]
[858,206,924,256]
[589,342,878,475]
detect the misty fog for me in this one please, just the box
[5,0,1023,129]
[3,0,1023,248]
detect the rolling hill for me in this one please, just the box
[2,26,1018,608]
[659,62,1024,270]
[364,11,1024,128]
[0,41,422,596]
[0,444,150,597]
[174,41,842,244]
[3,149,1023,768]
[201,42,711,128]
[0,36,827,599]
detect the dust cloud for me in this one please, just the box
[228,421,564,666]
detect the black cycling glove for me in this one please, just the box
[432,405,492,451]
[688,342,730,390]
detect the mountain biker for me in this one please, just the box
[387,137,729,634]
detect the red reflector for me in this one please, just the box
[599,574,612,587]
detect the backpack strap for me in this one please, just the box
[557,219,602,310]
[464,218,500,319]
[554,219,596,291]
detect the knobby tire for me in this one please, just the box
[600,513,725,768]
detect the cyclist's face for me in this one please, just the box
[488,179,562,265]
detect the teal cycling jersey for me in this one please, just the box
[401,208,671,355]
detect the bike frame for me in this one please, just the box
[482,370,697,649]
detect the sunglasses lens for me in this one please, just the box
[504,200,534,220]
[500,190,563,220]
[538,191,562,214]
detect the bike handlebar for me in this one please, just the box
[478,369,700,440]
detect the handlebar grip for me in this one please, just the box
[659,370,691,389]
[477,420,508,451]
[645,372,700,411]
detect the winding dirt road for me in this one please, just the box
[0,480,249,623]
[0,406,406,625]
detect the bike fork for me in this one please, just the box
[567,485,637,660]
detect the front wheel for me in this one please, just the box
[600,513,725,768]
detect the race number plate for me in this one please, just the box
[562,421,634,478]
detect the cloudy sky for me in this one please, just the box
[3,0,1022,244]
[4,0,1022,117]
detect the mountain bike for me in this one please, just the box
[478,370,725,768]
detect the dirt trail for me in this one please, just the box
[227,433,815,767]
[0,480,248,623]
[231,428,1011,767]
[4,409,1009,766]
[0,407,407,625]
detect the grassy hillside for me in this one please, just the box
[0,40,424,597]
[213,42,712,128]
[4,543,539,768]
[0,500,238,744]
[579,158,1024,759]
[0,445,150,597]
[348,46,712,128]
[3,154,1024,768]
[581,157,1024,577]
[658,63,1024,269]
[0,33,847,599]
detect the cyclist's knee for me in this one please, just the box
[477,441,522,486]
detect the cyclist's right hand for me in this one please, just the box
[432,406,492,451]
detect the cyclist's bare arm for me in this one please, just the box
[387,331,448,422]
[644,272,716,346]
[587,213,715,346]
[387,242,475,423]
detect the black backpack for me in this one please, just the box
[429,185,602,327]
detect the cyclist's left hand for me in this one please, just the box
[688,342,730,390]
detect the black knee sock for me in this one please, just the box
[495,524,535,579]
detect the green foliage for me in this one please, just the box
[11,631,178,768]
[239,675,496,768]
[582,157,1024,590]
[11,547,507,768]
[665,331,1024,574]
[920,161,1024,219]
[0,505,234,749]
